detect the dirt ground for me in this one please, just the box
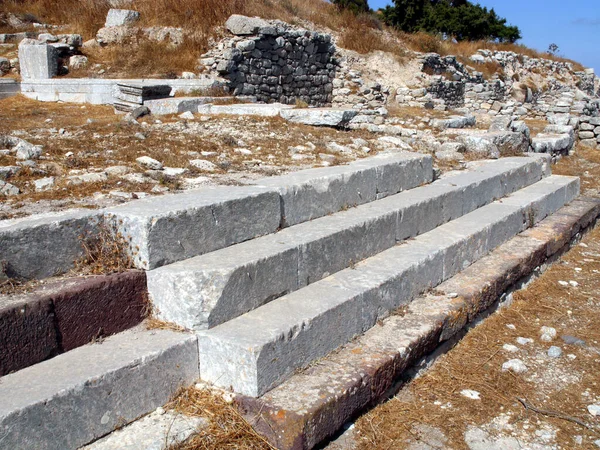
[348,146,600,449]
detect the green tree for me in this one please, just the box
[382,0,521,43]
[332,0,371,14]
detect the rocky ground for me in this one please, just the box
[0,95,499,220]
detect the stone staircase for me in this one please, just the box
[1,150,598,449]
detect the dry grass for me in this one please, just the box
[2,0,586,76]
[73,221,134,275]
[167,387,275,450]
[354,149,600,449]
[401,33,586,72]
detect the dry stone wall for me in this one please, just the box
[201,15,337,106]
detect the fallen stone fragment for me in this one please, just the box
[588,404,600,417]
[502,359,527,373]
[136,156,163,170]
[561,335,586,346]
[502,344,519,353]
[33,176,55,192]
[547,346,562,358]
[14,140,42,160]
[67,172,108,185]
[540,326,557,342]
[0,166,20,181]
[460,389,481,400]
[179,111,195,120]
[105,9,140,27]
[0,180,19,196]
[190,159,217,172]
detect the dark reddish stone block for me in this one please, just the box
[0,296,58,376]
[53,271,148,351]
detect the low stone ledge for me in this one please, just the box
[0,270,147,375]
[234,197,600,450]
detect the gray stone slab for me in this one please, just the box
[197,176,576,396]
[279,108,358,127]
[148,156,546,331]
[197,103,293,117]
[254,152,433,227]
[0,209,100,280]
[82,411,206,450]
[144,97,224,115]
[106,186,281,270]
[0,327,199,450]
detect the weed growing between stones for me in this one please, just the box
[75,221,133,275]
[167,386,275,450]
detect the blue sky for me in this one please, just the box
[368,0,600,73]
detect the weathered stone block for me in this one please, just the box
[53,271,147,351]
[0,295,57,376]
[225,15,268,35]
[105,9,140,27]
[18,39,58,80]
[0,209,100,280]
[0,328,199,450]
[106,186,281,270]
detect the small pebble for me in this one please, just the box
[561,335,586,346]
[503,344,519,353]
[558,280,569,287]
[447,292,458,298]
[547,346,562,358]
[502,359,528,374]
[540,326,557,342]
[155,407,165,415]
[594,439,600,448]
[569,280,579,287]
[517,337,533,345]
[506,324,516,330]
[460,389,481,400]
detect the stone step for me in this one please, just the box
[0,326,199,450]
[0,271,147,376]
[107,152,432,270]
[235,197,600,450]
[197,175,579,397]
[148,156,548,331]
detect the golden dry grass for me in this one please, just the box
[167,387,274,450]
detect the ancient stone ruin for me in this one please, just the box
[1,6,600,450]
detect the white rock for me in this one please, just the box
[234,148,252,155]
[460,389,481,400]
[506,324,516,330]
[516,337,533,345]
[162,167,188,177]
[69,55,88,70]
[0,180,19,196]
[33,177,55,192]
[136,156,163,170]
[569,280,579,287]
[540,326,557,342]
[558,280,569,286]
[105,165,131,176]
[326,142,352,154]
[67,172,108,185]
[179,111,195,120]
[14,141,42,160]
[189,159,217,172]
[547,346,562,358]
[105,8,140,27]
[502,359,528,374]
[502,344,519,353]
[588,404,600,416]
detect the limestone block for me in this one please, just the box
[106,186,281,269]
[0,209,100,279]
[105,9,140,27]
[18,39,58,80]
[279,108,358,127]
[0,328,199,450]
